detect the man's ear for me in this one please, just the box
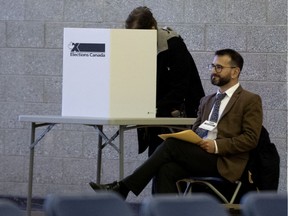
[232,67,241,78]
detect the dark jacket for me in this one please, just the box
[156,27,205,117]
[248,126,280,190]
[138,27,205,154]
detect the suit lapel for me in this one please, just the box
[203,94,216,120]
[220,86,243,119]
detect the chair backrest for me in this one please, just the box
[0,200,23,216]
[139,194,229,216]
[44,192,134,216]
[241,192,287,216]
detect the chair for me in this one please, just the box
[176,176,243,204]
[139,194,229,216]
[176,126,280,204]
[44,192,134,216]
[241,192,287,216]
[0,200,23,216]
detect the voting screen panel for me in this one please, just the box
[62,28,157,118]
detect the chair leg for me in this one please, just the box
[229,181,242,204]
[176,179,243,204]
[176,180,192,195]
[176,181,183,194]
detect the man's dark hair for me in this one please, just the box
[215,49,244,71]
[125,6,158,29]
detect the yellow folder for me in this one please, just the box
[158,129,202,144]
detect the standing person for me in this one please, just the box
[125,6,205,157]
[89,49,263,198]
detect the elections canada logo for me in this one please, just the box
[68,42,105,57]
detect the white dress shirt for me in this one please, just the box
[206,83,240,153]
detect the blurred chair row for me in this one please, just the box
[0,200,23,216]
[0,191,286,216]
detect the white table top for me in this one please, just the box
[19,115,196,125]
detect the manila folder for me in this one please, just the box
[158,129,202,144]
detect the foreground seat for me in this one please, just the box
[44,192,133,216]
[0,200,22,216]
[140,194,229,216]
[241,192,287,216]
[176,176,243,204]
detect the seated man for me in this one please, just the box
[89,49,263,199]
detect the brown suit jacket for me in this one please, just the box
[192,85,263,182]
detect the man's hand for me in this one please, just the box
[198,139,215,153]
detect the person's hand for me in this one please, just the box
[198,139,215,153]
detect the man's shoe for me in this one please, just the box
[89,181,120,192]
[89,181,128,199]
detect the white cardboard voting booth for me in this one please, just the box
[62,28,157,118]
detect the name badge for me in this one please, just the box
[199,120,217,131]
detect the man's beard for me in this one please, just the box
[210,74,230,86]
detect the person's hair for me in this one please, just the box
[215,49,244,71]
[125,6,158,29]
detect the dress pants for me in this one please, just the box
[122,138,221,195]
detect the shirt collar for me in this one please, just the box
[217,83,240,98]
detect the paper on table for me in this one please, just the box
[158,129,202,144]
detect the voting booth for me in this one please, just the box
[62,28,157,118]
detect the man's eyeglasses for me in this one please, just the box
[208,64,236,73]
